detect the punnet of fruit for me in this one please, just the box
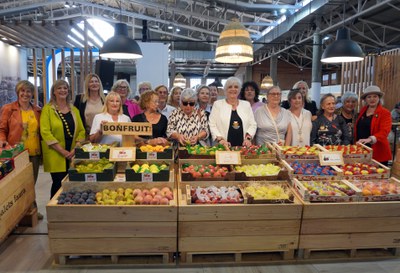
[234,163,281,177]
[139,144,170,152]
[190,185,243,204]
[75,158,114,173]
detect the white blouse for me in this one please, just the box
[289,109,312,146]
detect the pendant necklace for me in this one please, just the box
[292,109,304,144]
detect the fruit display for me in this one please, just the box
[276,145,321,160]
[293,179,359,202]
[80,143,111,152]
[181,163,230,179]
[75,142,116,159]
[74,158,114,173]
[139,144,170,152]
[324,144,370,155]
[234,163,281,177]
[131,162,168,173]
[240,182,293,203]
[231,144,274,158]
[340,162,389,179]
[289,161,337,176]
[57,187,174,205]
[185,144,226,156]
[349,179,400,201]
[189,185,243,204]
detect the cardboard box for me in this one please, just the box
[68,160,117,182]
[125,161,170,182]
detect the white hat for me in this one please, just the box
[361,85,383,99]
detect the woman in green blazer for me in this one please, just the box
[40,79,85,198]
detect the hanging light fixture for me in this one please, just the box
[100,1,143,59]
[321,28,364,63]
[215,18,253,64]
[260,75,273,90]
[173,73,186,88]
[321,4,364,63]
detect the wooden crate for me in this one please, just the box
[298,200,400,260]
[0,161,35,242]
[178,180,302,264]
[281,159,343,181]
[273,143,324,161]
[340,159,390,180]
[46,181,177,265]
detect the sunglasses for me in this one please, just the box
[182,101,195,106]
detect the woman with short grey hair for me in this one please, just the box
[167,88,209,146]
[335,91,358,143]
[209,76,257,148]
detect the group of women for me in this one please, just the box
[0,75,392,214]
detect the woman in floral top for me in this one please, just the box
[167,88,209,146]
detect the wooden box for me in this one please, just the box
[273,143,324,161]
[0,162,35,242]
[348,177,400,202]
[46,181,177,264]
[178,159,235,182]
[68,160,117,182]
[340,159,390,180]
[298,199,400,259]
[323,143,373,161]
[125,161,171,182]
[281,159,343,181]
[234,159,288,181]
[178,180,303,263]
[293,178,361,203]
[238,181,295,204]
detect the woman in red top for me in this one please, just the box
[355,85,392,165]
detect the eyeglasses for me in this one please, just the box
[181,101,195,106]
[268,92,281,96]
[117,86,128,89]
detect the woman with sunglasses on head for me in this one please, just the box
[111,79,141,119]
[167,88,209,146]
[209,77,257,148]
[255,86,292,146]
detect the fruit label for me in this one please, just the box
[84,173,97,182]
[88,151,100,160]
[319,152,344,166]
[147,152,157,160]
[215,151,241,165]
[142,172,153,182]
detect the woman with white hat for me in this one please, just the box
[354,85,392,165]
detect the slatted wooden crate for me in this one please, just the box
[298,200,400,260]
[46,181,177,266]
[0,150,34,242]
[178,181,302,264]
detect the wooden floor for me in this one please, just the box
[1,167,400,273]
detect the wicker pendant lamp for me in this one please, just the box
[173,73,186,88]
[215,18,253,64]
[260,75,274,90]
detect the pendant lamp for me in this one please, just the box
[215,18,253,64]
[321,28,364,63]
[173,73,186,88]
[260,75,273,90]
[100,22,143,59]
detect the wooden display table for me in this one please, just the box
[46,180,177,266]
[299,201,400,260]
[0,150,35,242]
[178,181,302,264]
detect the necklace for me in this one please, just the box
[55,105,73,138]
[291,109,305,144]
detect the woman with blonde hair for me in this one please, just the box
[74,73,105,135]
[167,86,182,109]
[111,79,141,119]
[41,79,86,198]
[89,91,131,145]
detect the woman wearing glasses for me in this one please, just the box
[255,86,292,145]
[167,88,209,146]
[209,77,257,148]
[111,79,141,119]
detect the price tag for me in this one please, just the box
[141,172,153,182]
[147,152,157,160]
[109,147,136,161]
[319,151,344,166]
[215,151,241,165]
[88,151,100,160]
[84,173,97,182]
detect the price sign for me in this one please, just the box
[142,172,153,182]
[84,173,97,182]
[215,151,241,165]
[319,151,344,166]
[88,151,100,160]
[147,152,157,160]
[109,147,136,161]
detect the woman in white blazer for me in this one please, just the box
[209,77,257,148]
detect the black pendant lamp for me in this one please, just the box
[321,28,364,63]
[100,22,143,60]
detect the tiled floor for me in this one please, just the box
[1,167,400,273]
